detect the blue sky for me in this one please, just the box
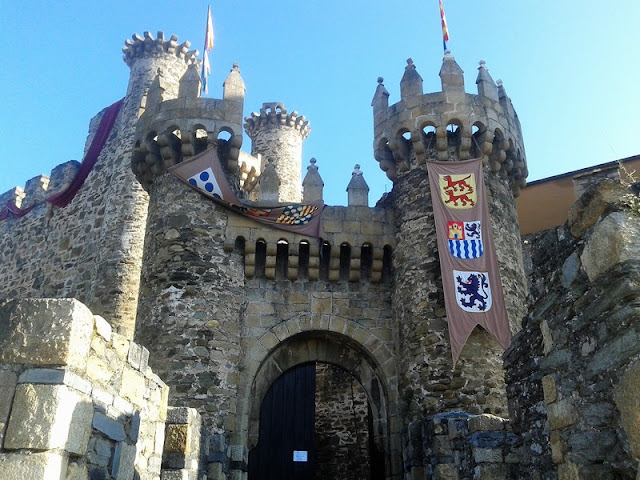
[1,1,639,206]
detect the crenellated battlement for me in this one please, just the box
[122,31,199,68]
[132,63,246,190]
[0,161,80,216]
[223,205,395,283]
[373,53,527,195]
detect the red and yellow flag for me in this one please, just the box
[439,0,449,51]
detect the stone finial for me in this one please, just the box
[257,158,281,203]
[223,62,246,102]
[122,31,199,68]
[347,164,370,207]
[303,158,324,203]
[145,71,167,112]
[476,60,499,101]
[496,79,515,117]
[439,52,465,93]
[178,64,202,99]
[400,58,423,99]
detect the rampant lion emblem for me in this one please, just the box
[438,173,477,209]
[453,271,492,312]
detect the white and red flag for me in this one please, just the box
[427,158,511,363]
[201,5,214,94]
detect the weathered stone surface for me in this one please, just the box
[0,298,93,369]
[581,212,640,281]
[164,424,191,453]
[0,369,17,426]
[468,414,507,433]
[568,179,627,238]
[0,451,67,480]
[614,365,640,459]
[4,384,92,454]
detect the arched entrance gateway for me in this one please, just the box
[246,331,397,480]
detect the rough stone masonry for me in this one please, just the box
[0,28,638,480]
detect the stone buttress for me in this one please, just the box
[372,55,529,428]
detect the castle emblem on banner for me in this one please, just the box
[447,221,483,259]
[453,270,493,312]
[439,174,477,209]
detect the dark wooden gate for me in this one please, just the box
[248,363,316,480]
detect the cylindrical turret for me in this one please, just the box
[244,102,310,203]
[373,54,529,424]
[131,52,246,437]
[87,32,199,338]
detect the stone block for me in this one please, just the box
[568,179,627,238]
[111,441,137,480]
[66,461,89,480]
[547,398,579,430]
[93,412,126,441]
[161,470,192,480]
[165,424,191,453]
[434,464,458,480]
[472,447,503,463]
[614,364,640,459]
[473,464,507,479]
[581,212,640,282]
[0,298,93,369]
[310,293,332,314]
[468,414,507,433]
[120,368,145,406]
[0,370,18,425]
[86,355,114,385]
[541,375,557,404]
[94,315,112,341]
[4,384,92,454]
[0,451,67,480]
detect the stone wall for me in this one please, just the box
[0,32,196,339]
[403,412,517,480]
[315,363,371,480]
[505,180,640,479]
[0,298,169,480]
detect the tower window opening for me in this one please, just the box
[319,241,331,281]
[360,244,373,281]
[194,127,209,155]
[298,240,310,279]
[276,239,289,280]
[382,245,393,283]
[339,243,351,281]
[255,239,267,278]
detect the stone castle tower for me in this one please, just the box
[1,30,639,480]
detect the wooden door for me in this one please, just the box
[249,363,316,480]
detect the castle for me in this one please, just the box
[0,30,638,480]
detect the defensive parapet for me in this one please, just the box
[244,102,311,203]
[132,63,245,190]
[373,54,527,196]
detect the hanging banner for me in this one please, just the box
[426,158,510,363]
[169,147,324,238]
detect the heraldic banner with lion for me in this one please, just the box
[427,158,511,363]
